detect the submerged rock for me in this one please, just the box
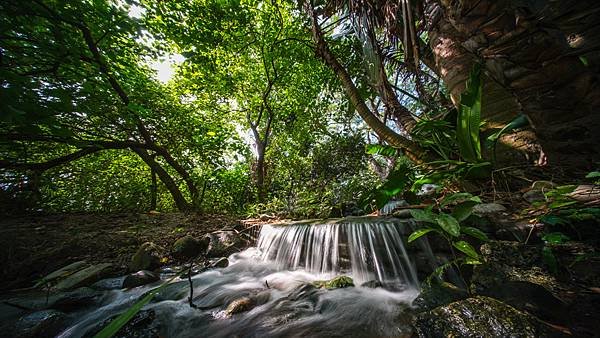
[12,310,66,338]
[91,276,126,290]
[413,296,539,337]
[50,287,103,312]
[54,263,113,291]
[86,309,161,338]
[123,270,159,289]
[130,242,164,271]
[313,275,354,289]
[225,296,255,316]
[171,235,208,260]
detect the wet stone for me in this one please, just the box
[86,309,161,338]
[413,296,539,337]
[171,235,208,261]
[12,310,67,338]
[50,287,103,312]
[92,276,126,290]
[123,270,159,289]
[130,242,165,272]
[54,263,113,291]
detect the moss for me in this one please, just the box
[313,275,354,289]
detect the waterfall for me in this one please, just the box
[256,217,421,286]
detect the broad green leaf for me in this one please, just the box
[452,201,479,221]
[456,63,482,162]
[410,209,437,224]
[365,144,398,157]
[440,192,473,207]
[485,114,529,150]
[542,232,570,244]
[585,171,600,179]
[539,215,569,226]
[408,228,437,243]
[453,240,479,259]
[436,213,460,237]
[461,226,488,241]
[542,246,558,274]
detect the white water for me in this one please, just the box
[51,217,424,337]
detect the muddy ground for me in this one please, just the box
[0,212,245,291]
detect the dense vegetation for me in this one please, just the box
[1,0,598,217]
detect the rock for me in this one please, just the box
[123,270,159,289]
[204,231,247,258]
[50,287,103,312]
[412,278,468,311]
[313,275,354,289]
[12,310,66,338]
[40,261,88,285]
[225,296,255,316]
[412,296,540,337]
[212,257,229,268]
[392,209,413,218]
[86,309,160,338]
[472,241,568,323]
[287,283,321,302]
[472,203,507,215]
[91,276,126,290]
[171,235,208,260]
[54,263,113,291]
[130,242,165,271]
[523,190,546,203]
[360,280,383,288]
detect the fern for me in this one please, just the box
[456,63,483,163]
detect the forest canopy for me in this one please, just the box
[1,0,598,216]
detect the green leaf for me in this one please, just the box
[539,215,569,226]
[485,114,529,150]
[410,209,437,223]
[436,213,460,237]
[453,240,479,259]
[440,192,473,207]
[93,277,173,338]
[408,228,437,243]
[542,232,570,244]
[461,226,488,241]
[585,171,600,179]
[463,257,482,265]
[542,246,558,274]
[452,201,479,221]
[365,144,398,157]
[456,63,482,162]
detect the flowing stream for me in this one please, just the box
[54,217,427,337]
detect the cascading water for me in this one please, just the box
[257,217,420,286]
[16,216,432,338]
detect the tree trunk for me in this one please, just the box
[150,166,157,211]
[308,5,430,164]
[256,141,267,203]
[133,148,191,212]
[434,0,600,170]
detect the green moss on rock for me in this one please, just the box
[313,275,354,289]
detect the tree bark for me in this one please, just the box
[434,0,600,169]
[150,165,157,211]
[308,4,429,163]
[132,148,191,212]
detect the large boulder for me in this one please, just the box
[130,242,165,271]
[413,296,545,337]
[204,231,248,258]
[53,263,113,291]
[171,235,208,261]
[412,278,468,311]
[472,241,569,319]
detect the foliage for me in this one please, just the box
[456,63,483,163]
[407,192,487,266]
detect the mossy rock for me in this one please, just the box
[130,242,165,271]
[413,296,540,337]
[412,278,468,311]
[171,235,207,261]
[312,275,354,289]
